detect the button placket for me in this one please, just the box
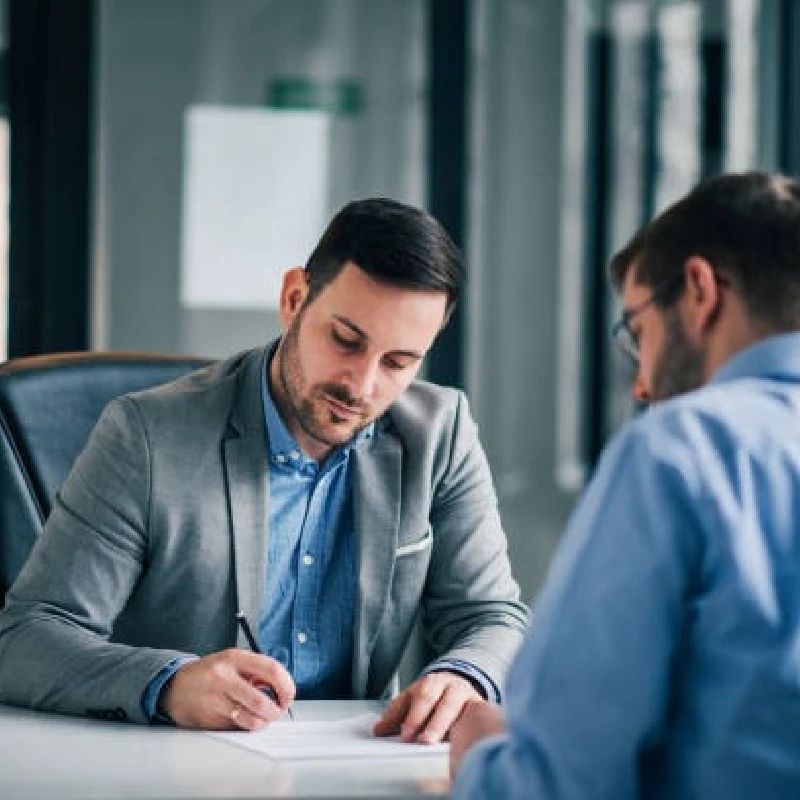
[291,468,329,671]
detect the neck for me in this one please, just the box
[703,308,776,382]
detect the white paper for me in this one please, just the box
[181,105,329,309]
[207,713,449,761]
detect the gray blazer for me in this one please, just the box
[0,348,528,723]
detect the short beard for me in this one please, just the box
[276,310,369,451]
[650,308,706,402]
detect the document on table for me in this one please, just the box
[207,713,449,761]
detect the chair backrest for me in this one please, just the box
[0,351,213,600]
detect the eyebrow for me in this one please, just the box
[332,315,425,360]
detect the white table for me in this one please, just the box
[0,700,450,799]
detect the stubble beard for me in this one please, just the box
[276,315,371,452]
[650,309,706,403]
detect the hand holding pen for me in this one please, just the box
[156,640,295,730]
[236,612,295,721]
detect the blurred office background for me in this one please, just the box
[1,0,799,600]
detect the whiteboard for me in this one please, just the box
[181,105,329,309]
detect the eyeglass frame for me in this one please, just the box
[610,271,688,363]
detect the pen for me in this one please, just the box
[235,611,294,720]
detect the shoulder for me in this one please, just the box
[383,379,475,447]
[375,380,495,506]
[131,348,260,399]
[387,378,464,427]
[106,348,263,433]
[630,377,786,453]
[606,377,787,499]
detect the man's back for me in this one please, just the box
[453,334,800,799]
[642,341,800,797]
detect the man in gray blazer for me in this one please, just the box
[0,198,527,742]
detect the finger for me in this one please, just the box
[203,654,284,728]
[227,678,283,723]
[204,692,246,731]
[225,700,269,732]
[398,686,443,743]
[415,684,464,744]
[229,703,244,728]
[373,691,412,736]
[251,672,295,711]
[232,650,296,708]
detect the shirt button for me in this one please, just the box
[302,554,314,566]
[289,449,301,461]
[297,632,307,644]
[274,453,286,463]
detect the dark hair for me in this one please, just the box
[609,171,800,330]
[304,197,463,316]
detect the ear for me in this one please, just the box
[278,267,310,330]
[683,256,722,336]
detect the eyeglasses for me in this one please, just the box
[611,272,687,363]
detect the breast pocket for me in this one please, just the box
[390,525,434,613]
[395,524,433,558]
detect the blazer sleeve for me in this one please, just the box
[0,396,189,723]
[422,391,529,690]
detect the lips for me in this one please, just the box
[323,394,362,420]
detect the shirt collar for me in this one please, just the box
[711,332,800,386]
[260,346,374,467]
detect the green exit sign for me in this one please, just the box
[266,77,363,116]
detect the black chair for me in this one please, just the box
[0,351,213,601]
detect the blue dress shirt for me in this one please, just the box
[143,352,496,717]
[454,334,800,799]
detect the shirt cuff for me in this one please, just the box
[421,658,501,703]
[141,656,197,723]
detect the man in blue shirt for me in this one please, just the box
[450,172,800,798]
[0,198,527,741]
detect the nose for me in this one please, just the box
[347,355,381,400]
[630,372,650,404]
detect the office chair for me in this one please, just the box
[0,351,213,601]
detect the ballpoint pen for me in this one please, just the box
[235,611,294,720]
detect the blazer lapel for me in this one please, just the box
[223,350,270,639]
[352,426,402,696]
